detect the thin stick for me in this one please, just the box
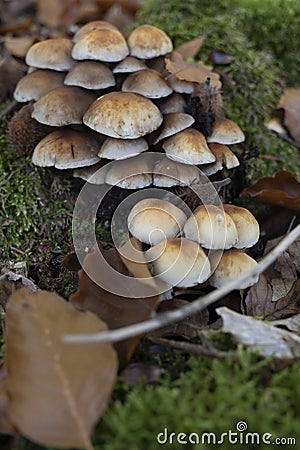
[64,224,300,345]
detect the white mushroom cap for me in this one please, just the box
[98,137,148,160]
[183,204,238,250]
[153,158,200,187]
[128,25,173,59]
[64,61,115,90]
[83,92,163,139]
[145,238,211,287]
[152,112,195,144]
[32,86,96,126]
[209,250,259,289]
[156,93,187,114]
[72,29,129,62]
[113,56,147,74]
[73,160,109,184]
[223,205,260,249]
[128,198,187,245]
[168,74,198,94]
[105,154,153,189]
[122,69,172,99]
[32,128,100,169]
[14,70,65,102]
[163,128,216,165]
[73,21,118,42]
[25,39,74,71]
[200,143,240,175]
[206,118,245,145]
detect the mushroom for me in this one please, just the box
[155,93,187,114]
[153,158,200,187]
[199,143,240,175]
[151,112,195,145]
[72,21,118,43]
[209,250,259,289]
[14,70,65,102]
[183,204,238,250]
[121,69,172,99]
[25,39,74,71]
[113,56,147,74]
[64,61,115,90]
[105,154,153,189]
[145,237,211,288]
[98,137,148,160]
[127,198,187,245]
[73,160,110,184]
[127,25,173,59]
[223,204,260,249]
[206,118,245,145]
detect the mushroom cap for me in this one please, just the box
[206,118,245,145]
[32,128,100,169]
[73,21,118,42]
[145,237,211,287]
[72,29,129,62]
[128,198,187,245]
[128,25,173,59]
[105,154,153,189]
[14,70,65,102]
[25,39,74,71]
[209,250,259,289]
[223,204,260,249]
[153,158,200,187]
[98,137,148,160]
[200,143,240,175]
[83,92,163,139]
[32,86,97,126]
[183,204,238,250]
[156,93,187,114]
[64,61,115,90]
[168,74,198,94]
[121,69,172,99]
[112,56,147,74]
[163,128,216,165]
[152,112,195,144]
[73,160,109,184]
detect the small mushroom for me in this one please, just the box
[127,25,173,59]
[127,198,187,245]
[200,143,240,175]
[14,70,65,102]
[145,237,211,288]
[98,137,148,160]
[151,112,195,145]
[156,93,187,114]
[72,21,118,43]
[206,118,245,145]
[64,61,115,90]
[223,204,260,249]
[113,56,147,74]
[25,39,74,71]
[105,154,153,189]
[153,158,200,187]
[122,69,172,99]
[73,160,109,184]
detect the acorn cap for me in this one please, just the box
[98,137,148,160]
[128,198,187,245]
[14,70,65,102]
[153,158,200,187]
[183,204,238,250]
[206,118,245,145]
[209,250,259,289]
[83,92,163,139]
[64,61,115,90]
[163,128,216,165]
[121,69,172,99]
[32,128,100,169]
[200,143,240,175]
[145,237,211,288]
[156,93,187,114]
[25,39,74,71]
[73,160,109,184]
[105,154,153,189]
[223,204,260,249]
[113,56,147,74]
[32,86,97,126]
[128,25,173,59]
[152,112,195,144]
[73,21,118,42]
[72,29,129,62]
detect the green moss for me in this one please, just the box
[137,0,300,182]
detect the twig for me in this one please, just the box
[271,130,300,150]
[64,224,300,345]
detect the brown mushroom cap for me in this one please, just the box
[200,143,240,175]
[98,137,148,160]
[32,86,97,126]
[183,204,238,250]
[113,56,147,74]
[153,158,200,187]
[122,69,172,99]
[73,160,109,184]
[64,61,115,90]
[209,250,259,289]
[25,39,74,71]
[156,93,187,114]
[163,128,216,165]
[105,154,153,189]
[73,21,118,42]
[152,112,195,144]
[14,70,65,102]
[223,205,260,249]
[206,118,245,145]
[145,237,211,287]
[32,128,100,169]
[128,198,187,245]
[128,25,173,59]
[83,92,163,139]
[72,29,129,62]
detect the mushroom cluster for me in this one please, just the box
[125,198,260,289]
[12,21,243,184]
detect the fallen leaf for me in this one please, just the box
[217,306,300,360]
[0,360,16,435]
[278,88,300,143]
[175,37,205,60]
[209,49,235,65]
[241,171,300,212]
[272,313,300,334]
[5,288,117,449]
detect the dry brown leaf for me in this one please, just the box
[278,88,300,143]
[241,171,300,212]
[175,37,205,60]
[70,242,160,367]
[0,360,16,435]
[5,288,117,449]
[4,36,35,59]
